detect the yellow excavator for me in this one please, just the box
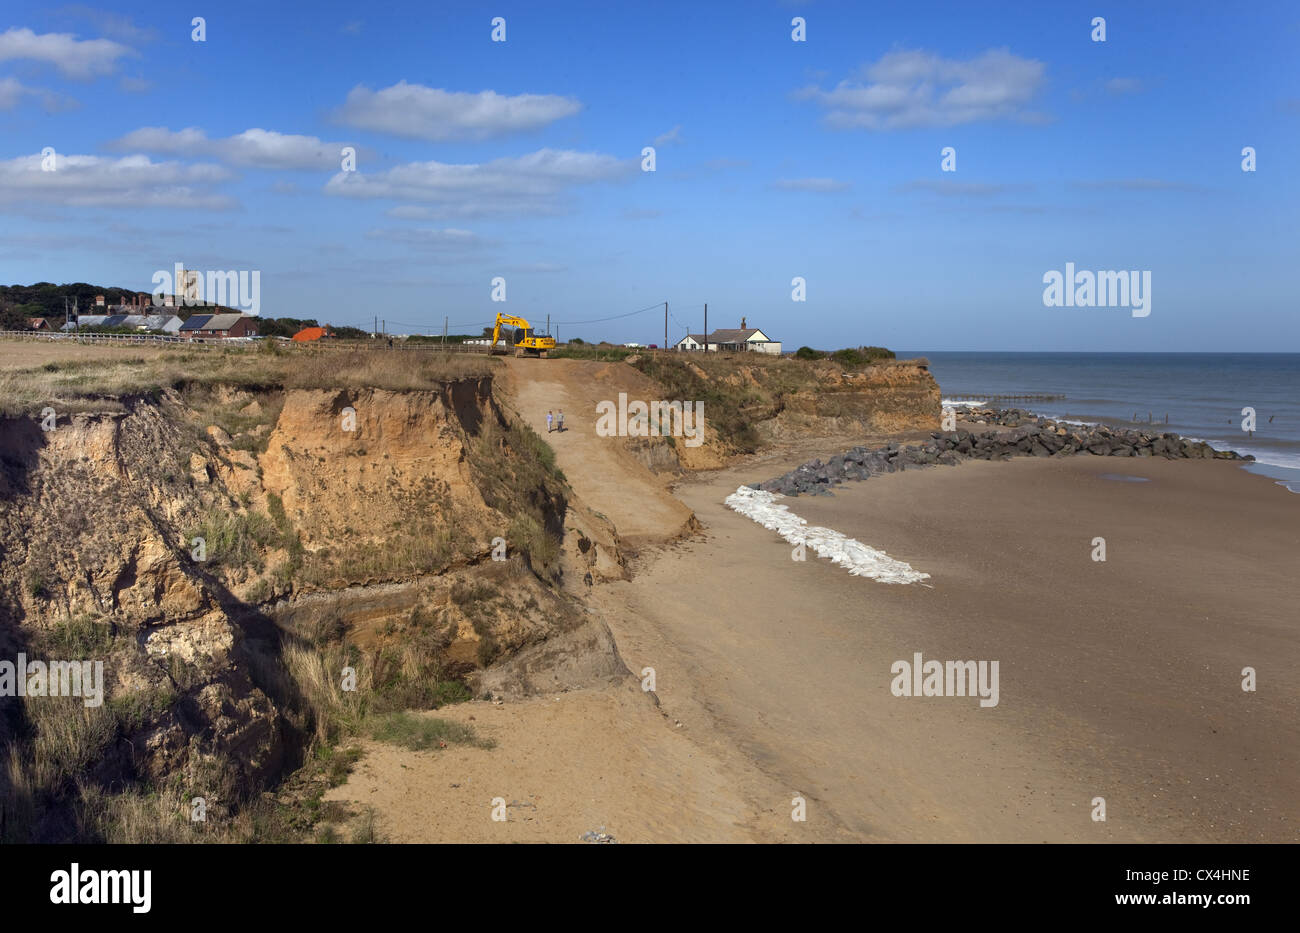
[490,312,556,358]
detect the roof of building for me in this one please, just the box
[676,334,707,344]
[292,326,330,342]
[119,314,180,329]
[178,314,213,331]
[707,328,767,343]
[199,313,246,331]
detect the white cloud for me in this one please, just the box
[365,227,489,249]
[0,77,77,112]
[328,148,635,218]
[108,127,348,170]
[0,77,63,110]
[654,125,683,146]
[797,48,1047,130]
[0,27,130,78]
[57,6,158,43]
[0,152,235,209]
[332,81,581,141]
[772,177,851,192]
[899,179,1032,196]
[1070,178,1205,193]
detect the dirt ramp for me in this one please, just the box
[500,358,697,548]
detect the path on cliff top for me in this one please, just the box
[498,357,695,547]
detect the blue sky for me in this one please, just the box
[0,0,1296,350]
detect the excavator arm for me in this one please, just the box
[491,313,533,350]
[491,312,555,356]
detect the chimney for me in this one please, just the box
[741,316,746,329]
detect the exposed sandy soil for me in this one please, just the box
[323,683,800,843]
[497,357,696,547]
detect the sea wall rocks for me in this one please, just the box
[753,408,1253,497]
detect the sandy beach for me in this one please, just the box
[592,452,1299,842]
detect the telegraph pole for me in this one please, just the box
[443,316,448,348]
[664,301,668,351]
[703,303,707,352]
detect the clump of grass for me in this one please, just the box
[366,711,493,751]
[34,614,114,659]
[186,507,279,573]
[109,686,176,733]
[630,353,766,452]
[549,345,635,362]
[26,696,119,787]
[467,416,568,580]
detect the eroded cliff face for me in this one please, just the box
[0,395,283,797]
[770,358,941,437]
[0,376,624,838]
[620,354,942,473]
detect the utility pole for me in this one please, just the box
[664,301,668,351]
[546,314,550,337]
[703,303,707,352]
[443,316,448,348]
[374,316,377,338]
[382,319,386,337]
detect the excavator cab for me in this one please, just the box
[491,312,556,357]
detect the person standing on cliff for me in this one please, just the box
[557,409,564,432]
[547,410,554,433]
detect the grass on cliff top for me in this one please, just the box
[549,344,637,362]
[0,339,496,416]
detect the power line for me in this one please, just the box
[550,302,665,326]
[376,300,702,335]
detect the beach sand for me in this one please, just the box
[593,454,1299,842]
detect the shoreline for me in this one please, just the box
[744,406,1255,500]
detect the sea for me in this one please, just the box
[905,352,1300,494]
